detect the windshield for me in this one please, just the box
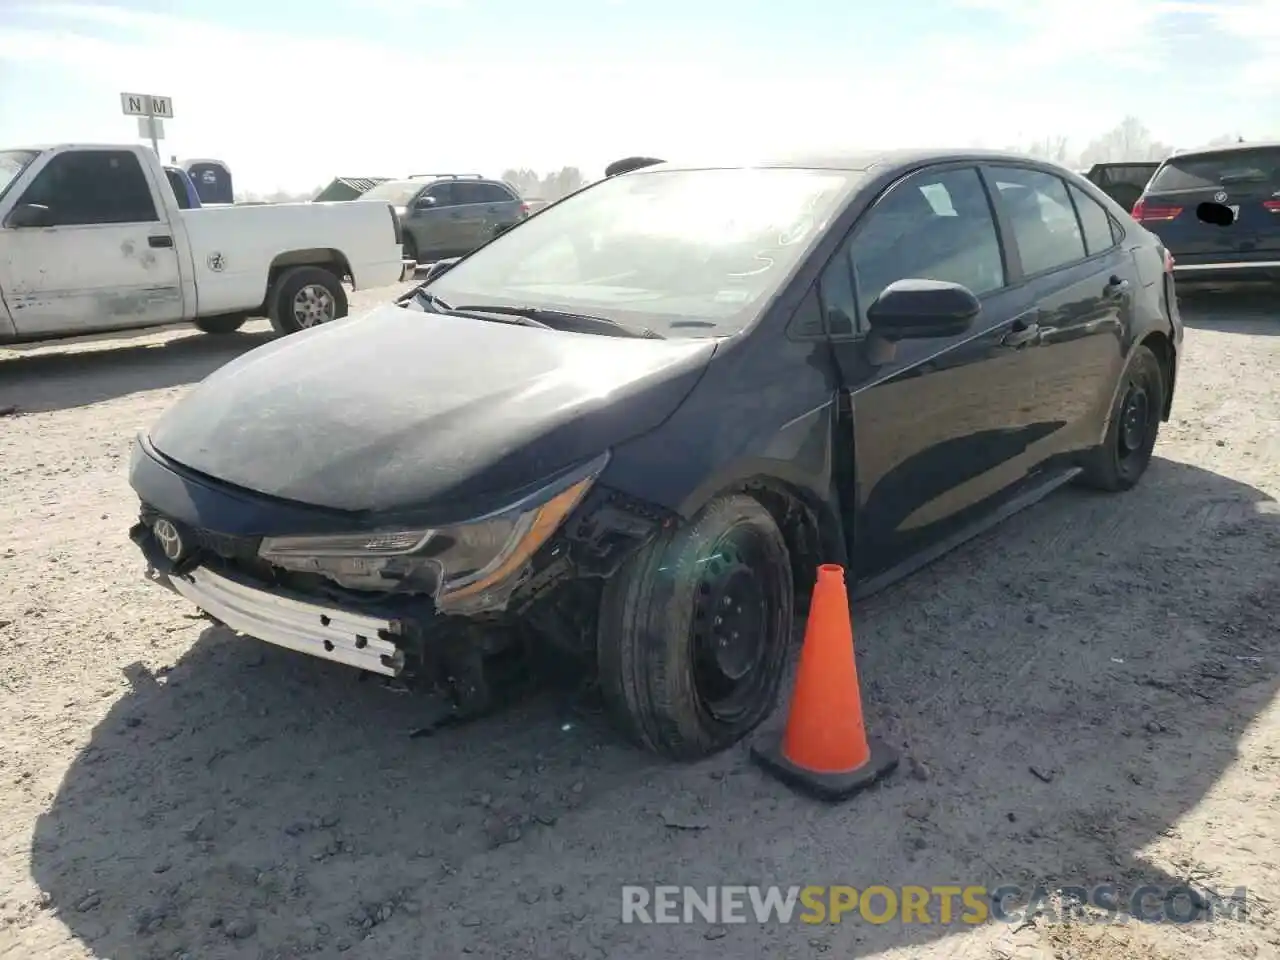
[0,149,40,203]
[360,180,425,205]
[423,166,862,337]
[1148,147,1280,192]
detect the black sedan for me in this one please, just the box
[129,149,1183,760]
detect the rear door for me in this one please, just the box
[1136,146,1280,264]
[476,181,522,233]
[983,164,1132,463]
[450,181,502,250]
[821,164,1051,579]
[0,149,184,336]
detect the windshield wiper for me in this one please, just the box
[407,287,452,311]
[404,289,550,328]
[451,304,664,339]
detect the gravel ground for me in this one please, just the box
[1,287,1278,960]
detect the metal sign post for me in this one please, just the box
[121,92,174,157]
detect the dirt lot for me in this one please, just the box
[1,288,1278,960]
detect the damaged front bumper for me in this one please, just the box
[148,563,405,676]
[131,522,410,678]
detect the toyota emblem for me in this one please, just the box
[152,518,185,561]
[1213,190,1228,203]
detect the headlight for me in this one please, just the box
[258,453,607,614]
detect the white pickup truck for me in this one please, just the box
[0,143,416,343]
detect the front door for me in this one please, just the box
[820,164,1052,579]
[410,182,464,260]
[0,149,183,336]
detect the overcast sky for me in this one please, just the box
[0,0,1276,192]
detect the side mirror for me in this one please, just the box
[421,257,460,283]
[865,278,980,341]
[5,203,53,228]
[1196,201,1236,227]
[414,196,438,210]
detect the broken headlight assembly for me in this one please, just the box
[258,452,608,615]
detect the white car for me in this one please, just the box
[0,143,416,343]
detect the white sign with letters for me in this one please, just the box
[120,92,174,119]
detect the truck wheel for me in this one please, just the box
[267,266,348,334]
[193,314,247,335]
[597,494,794,760]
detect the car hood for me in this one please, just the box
[147,305,717,516]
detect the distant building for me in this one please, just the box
[313,177,392,203]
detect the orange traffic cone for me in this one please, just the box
[751,564,898,800]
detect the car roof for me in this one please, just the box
[639,148,1080,176]
[1169,140,1280,160]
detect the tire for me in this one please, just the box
[1076,344,1166,492]
[267,266,348,335]
[597,493,794,760]
[403,234,419,264]
[192,314,246,335]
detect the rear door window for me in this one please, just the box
[989,167,1087,276]
[474,182,515,203]
[1148,147,1280,193]
[1068,184,1118,256]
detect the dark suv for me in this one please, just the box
[1133,142,1280,289]
[359,174,528,263]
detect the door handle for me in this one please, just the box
[148,235,173,248]
[1001,320,1041,348]
[1103,275,1130,297]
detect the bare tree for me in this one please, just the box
[1023,135,1073,165]
[1079,116,1175,166]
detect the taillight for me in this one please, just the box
[1264,200,1280,213]
[1132,199,1182,222]
[519,202,531,218]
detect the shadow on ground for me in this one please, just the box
[1180,290,1280,335]
[0,329,276,415]
[29,455,1280,960]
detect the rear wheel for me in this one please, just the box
[597,494,794,760]
[192,314,246,335]
[1077,344,1166,491]
[267,266,348,335]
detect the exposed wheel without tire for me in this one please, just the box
[193,314,246,335]
[597,493,794,760]
[267,266,348,335]
[1077,344,1166,492]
